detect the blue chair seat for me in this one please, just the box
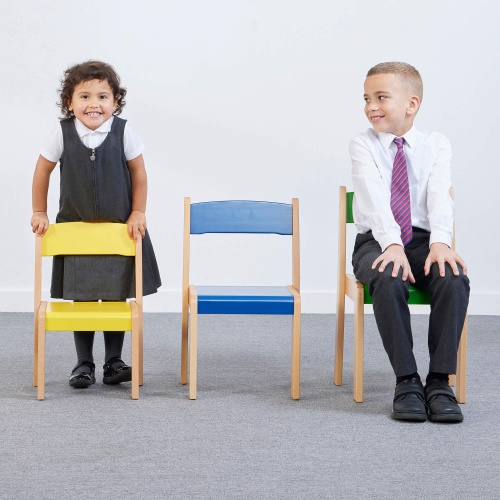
[196,286,295,315]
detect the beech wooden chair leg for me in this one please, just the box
[291,297,301,400]
[131,305,140,400]
[37,329,45,401]
[139,310,144,387]
[181,299,188,385]
[455,315,468,404]
[188,294,198,400]
[33,313,38,387]
[334,287,345,386]
[37,304,47,401]
[353,299,364,403]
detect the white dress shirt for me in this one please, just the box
[40,116,144,163]
[350,126,453,251]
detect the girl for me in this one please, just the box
[31,60,161,389]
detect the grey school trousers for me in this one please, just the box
[352,229,470,378]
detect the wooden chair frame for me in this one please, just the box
[34,222,143,400]
[181,198,301,400]
[334,186,468,403]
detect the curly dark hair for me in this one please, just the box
[58,60,127,119]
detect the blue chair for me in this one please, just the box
[181,198,301,400]
[334,186,467,403]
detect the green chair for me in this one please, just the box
[334,186,468,403]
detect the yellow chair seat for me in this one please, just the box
[44,302,133,331]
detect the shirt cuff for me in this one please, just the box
[429,230,452,248]
[377,232,403,252]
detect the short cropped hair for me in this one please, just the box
[367,62,423,101]
[58,60,127,119]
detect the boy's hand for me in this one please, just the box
[372,244,415,283]
[424,242,468,277]
[31,212,49,236]
[126,211,147,242]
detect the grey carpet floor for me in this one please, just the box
[1,313,498,499]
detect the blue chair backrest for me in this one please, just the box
[190,200,293,235]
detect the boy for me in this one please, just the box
[350,62,470,422]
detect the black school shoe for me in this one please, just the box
[69,361,96,388]
[392,377,427,422]
[425,381,463,423]
[103,357,132,385]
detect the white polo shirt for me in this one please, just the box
[40,116,144,163]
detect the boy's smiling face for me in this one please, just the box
[68,79,117,130]
[363,73,419,137]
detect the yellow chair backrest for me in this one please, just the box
[41,222,136,256]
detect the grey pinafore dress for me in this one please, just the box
[50,117,161,300]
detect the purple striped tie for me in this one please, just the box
[391,137,412,246]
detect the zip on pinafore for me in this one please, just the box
[90,148,99,218]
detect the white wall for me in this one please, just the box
[1,0,498,314]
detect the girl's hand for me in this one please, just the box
[126,210,147,241]
[31,212,49,236]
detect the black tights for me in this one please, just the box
[73,299,126,366]
[74,331,125,365]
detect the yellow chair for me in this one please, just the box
[34,222,143,400]
[181,198,301,400]
[334,186,468,403]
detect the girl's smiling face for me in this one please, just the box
[68,79,117,130]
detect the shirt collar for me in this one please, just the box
[74,116,114,138]
[377,126,418,150]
